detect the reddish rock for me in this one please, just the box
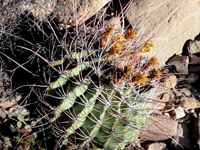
[140,115,178,141]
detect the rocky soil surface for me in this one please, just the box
[138,38,200,150]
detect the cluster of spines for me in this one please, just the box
[46,23,161,149]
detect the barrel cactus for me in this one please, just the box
[44,23,162,149]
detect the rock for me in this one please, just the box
[146,142,167,150]
[140,115,178,141]
[169,92,175,100]
[187,40,200,54]
[147,84,170,98]
[153,100,166,111]
[163,103,174,113]
[182,97,200,110]
[189,55,200,64]
[162,75,177,89]
[164,113,170,117]
[173,106,185,120]
[162,93,171,102]
[154,93,170,110]
[126,0,200,65]
[172,88,182,97]
[20,0,57,20]
[54,0,110,27]
[180,88,191,96]
[167,55,189,74]
[0,93,21,109]
[170,123,191,149]
[187,73,199,84]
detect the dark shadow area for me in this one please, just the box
[0,12,67,149]
[182,39,192,56]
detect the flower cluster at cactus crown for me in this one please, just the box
[100,24,162,86]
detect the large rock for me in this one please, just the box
[21,0,110,27]
[54,0,110,27]
[126,0,200,65]
[140,115,178,141]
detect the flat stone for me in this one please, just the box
[147,142,167,150]
[173,106,185,120]
[140,115,178,141]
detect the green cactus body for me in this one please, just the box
[45,38,153,149]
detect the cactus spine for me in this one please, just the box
[44,24,160,149]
